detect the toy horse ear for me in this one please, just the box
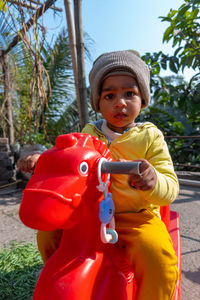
[56,134,77,149]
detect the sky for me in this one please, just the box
[46,0,195,82]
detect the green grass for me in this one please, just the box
[0,241,43,300]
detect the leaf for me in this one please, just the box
[161,58,167,70]
[177,5,190,17]
[171,56,179,64]
[187,55,194,68]
[169,9,178,18]
[189,7,199,19]
[169,58,179,73]
[0,0,6,13]
[159,16,172,22]
[174,47,183,56]
[163,26,174,42]
[181,56,192,71]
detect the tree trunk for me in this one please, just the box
[64,0,78,76]
[64,0,82,125]
[73,0,89,129]
[1,53,15,146]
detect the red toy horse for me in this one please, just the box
[19,133,181,300]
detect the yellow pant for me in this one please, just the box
[37,210,178,300]
[115,210,178,300]
[37,229,63,264]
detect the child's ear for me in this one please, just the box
[141,99,146,108]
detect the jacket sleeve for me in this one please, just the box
[138,127,179,206]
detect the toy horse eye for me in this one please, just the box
[79,162,89,174]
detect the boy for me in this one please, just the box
[18,50,179,300]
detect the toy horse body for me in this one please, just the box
[19,133,135,300]
[20,133,181,299]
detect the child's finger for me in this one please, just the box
[128,164,157,190]
[26,156,36,170]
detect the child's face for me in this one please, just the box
[99,75,144,133]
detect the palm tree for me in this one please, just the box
[0,2,93,146]
[44,28,75,124]
[43,28,95,144]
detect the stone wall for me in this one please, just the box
[0,138,14,186]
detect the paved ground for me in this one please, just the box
[0,186,37,247]
[0,183,199,299]
[171,184,200,300]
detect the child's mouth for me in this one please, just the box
[114,113,127,119]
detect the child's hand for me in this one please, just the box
[17,153,41,173]
[128,159,157,191]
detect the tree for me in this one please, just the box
[44,29,95,145]
[10,28,76,146]
[0,0,61,145]
[43,28,76,144]
[160,0,200,130]
[161,0,200,72]
[139,0,200,170]
[141,0,200,129]
[0,8,21,144]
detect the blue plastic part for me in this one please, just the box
[106,228,118,244]
[99,193,115,224]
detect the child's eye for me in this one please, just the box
[105,93,114,100]
[126,91,135,97]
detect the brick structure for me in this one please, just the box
[0,138,14,186]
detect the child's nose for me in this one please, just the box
[115,96,126,107]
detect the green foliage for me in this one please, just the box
[13,45,37,143]
[0,22,75,144]
[141,0,200,171]
[0,1,6,13]
[44,28,75,125]
[46,100,80,144]
[13,28,92,145]
[160,0,200,71]
[0,5,93,144]
[0,241,43,300]
[167,137,200,169]
[137,103,200,170]
[138,106,185,137]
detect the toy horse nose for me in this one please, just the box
[56,134,77,149]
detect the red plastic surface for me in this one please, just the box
[169,211,181,300]
[160,205,170,230]
[19,133,181,300]
[19,133,134,300]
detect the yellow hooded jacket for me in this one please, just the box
[82,121,179,217]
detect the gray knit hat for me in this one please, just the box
[89,50,150,112]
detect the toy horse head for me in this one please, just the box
[19,133,111,231]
